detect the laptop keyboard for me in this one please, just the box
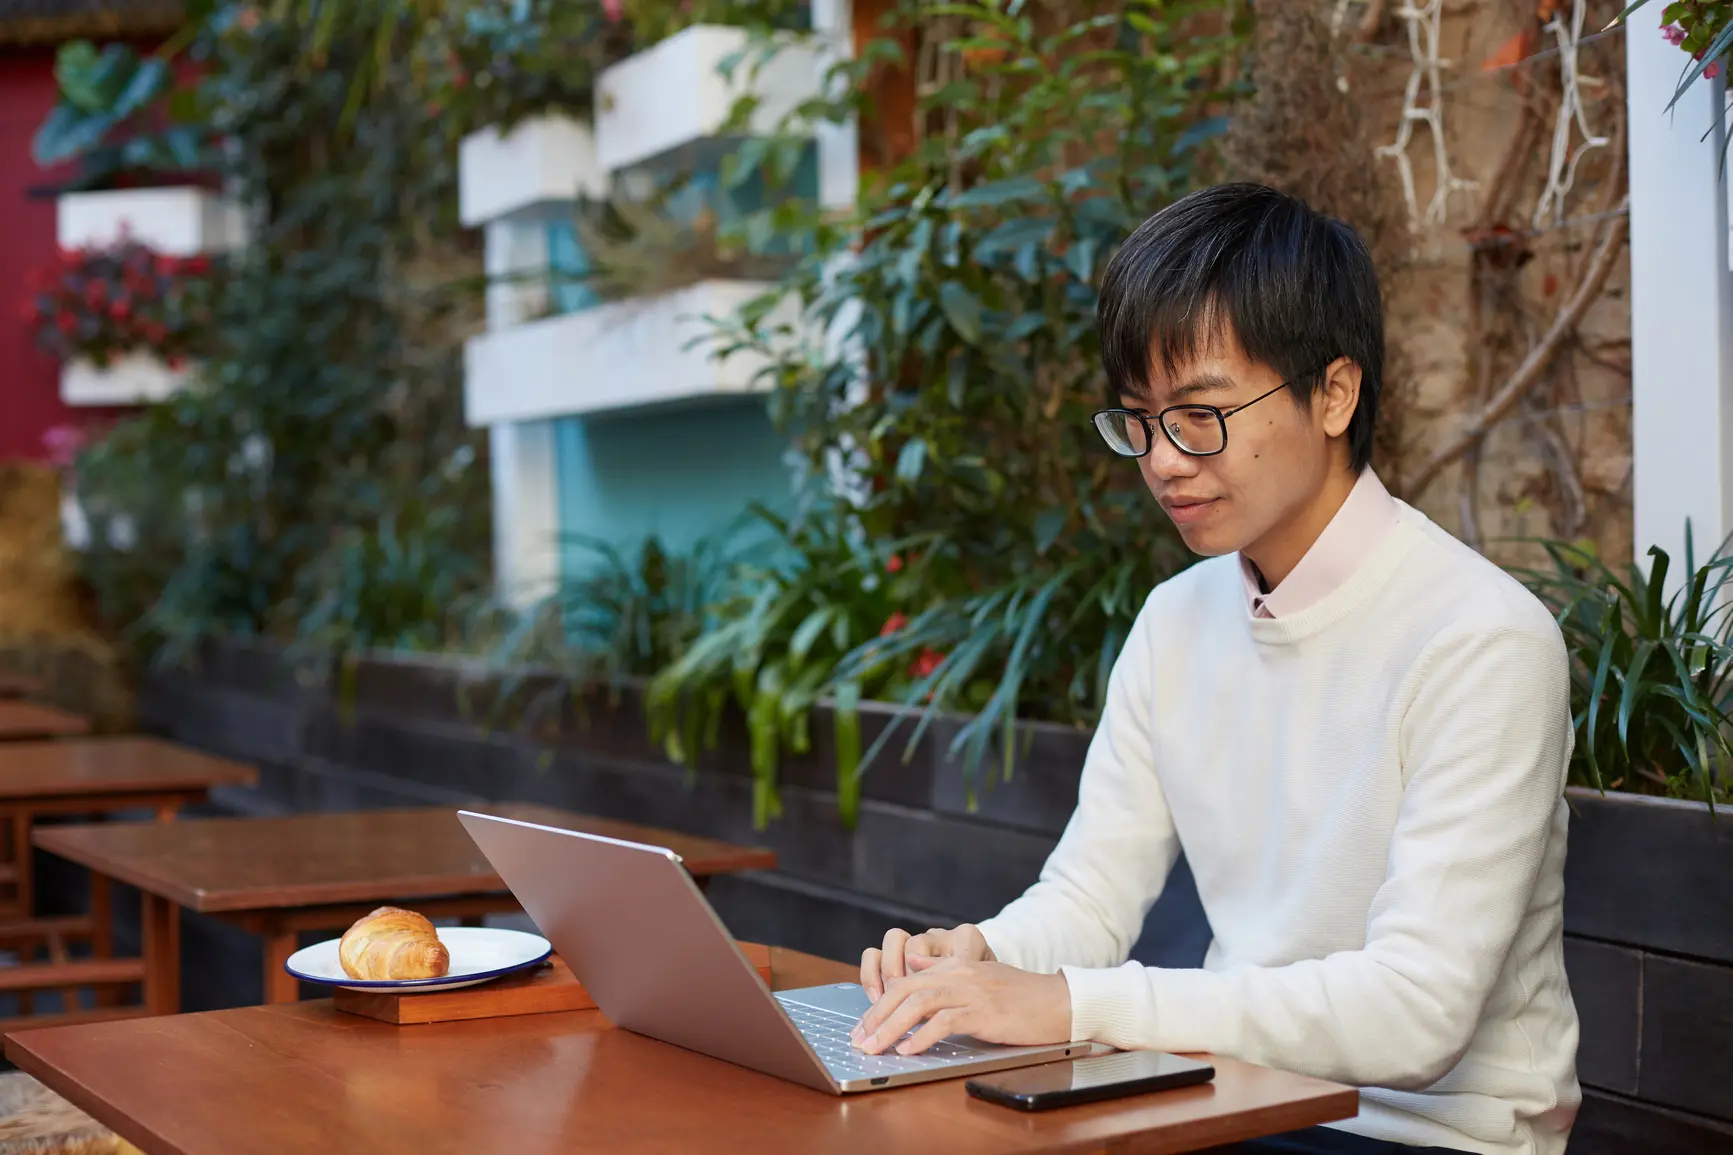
[777,994,988,1082]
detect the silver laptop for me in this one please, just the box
[458,809,1083,1093]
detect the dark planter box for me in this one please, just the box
[1559,787,1733,1147]
[131,641,1733,1151]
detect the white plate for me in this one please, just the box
[285,926,553,993]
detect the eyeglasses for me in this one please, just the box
[1091,379,1295,458]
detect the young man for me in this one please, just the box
[852,184,1579,1155]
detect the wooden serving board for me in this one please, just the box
[333,943,775,1025]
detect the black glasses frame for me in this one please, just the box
[1092,379,1296,459]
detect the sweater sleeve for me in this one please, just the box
[1057,619,1573,1089]
[975,595,1181,975]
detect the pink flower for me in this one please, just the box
[602,0,623,19]
[1664,22,1687,46]
[1708,60,1724,79]
[879,612,908,637]
[41,424,89,468]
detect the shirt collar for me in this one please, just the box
[1240,468,1401,620]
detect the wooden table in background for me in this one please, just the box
[4,949,1357,1155]
[0,737,257,1030]
[33,803,778,1010]
[0,675,45,700]
[0,703,89,742]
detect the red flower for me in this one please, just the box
[109,299,132,320]
[909,648,943,679]
[144,323,169,345]
[84,280,106,303]
[55,314,76,333]
[184,255,211,276]
[168,355,186,370]
[880,612,908,637]
[885,554,904,574]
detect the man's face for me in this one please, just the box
[1121,329,1351,560]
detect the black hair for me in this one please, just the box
[1097,183,1384,472]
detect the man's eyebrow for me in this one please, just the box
[1168,373,1238,401]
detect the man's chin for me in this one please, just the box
[1171,524,1241,558]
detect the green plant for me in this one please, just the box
[24,241,220,368]
[72,5,490,667]
[416,1,633,137]
[1616,1,1733,95]
[32,40,210,191]
[1514,525,1733,806]
[557,533,737,684]
[618,0,812,47]
[646,501,915,827]
[679,0,1241,810]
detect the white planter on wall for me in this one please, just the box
[56,187,247,256]
[462,279,798,424]
[594,25,827,175]
[61,352,191,407]
[459,115,609,227]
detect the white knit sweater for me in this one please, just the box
[977,502,1580,1154]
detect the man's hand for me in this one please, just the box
[860,924,995,1001]
[850,957,1072,1056]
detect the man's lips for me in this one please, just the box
[1160,496,1219,526]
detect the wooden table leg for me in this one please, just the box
[89,872,119,1009]
[10,810,32,917]
[261,930,301,1005]
[141,893,181,1016]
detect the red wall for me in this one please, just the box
[0,49,124,463]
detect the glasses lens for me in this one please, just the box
[1161,407,1225,455]
[1093,411,1150,457]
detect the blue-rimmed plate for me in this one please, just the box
[285,926,553,993]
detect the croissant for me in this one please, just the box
[338,906,450,981]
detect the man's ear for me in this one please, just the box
[1319,357,1361,438]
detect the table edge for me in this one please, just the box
[5,1033,185,1155]
[6,1004,1360,1155]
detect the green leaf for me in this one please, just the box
[945,175,1046,208]
[834,680,862,828]
[1033,508,1067,554]
[789,606,835,665]
[938,281,984,344]
[896,438,928,484]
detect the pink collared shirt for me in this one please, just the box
[1240,469,1401,619]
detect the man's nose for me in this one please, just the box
[1139,428,1200,485]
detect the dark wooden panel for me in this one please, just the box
[1639,954,1733,1123]
[1563,937,1641,1095]
[1563,790,1733,964]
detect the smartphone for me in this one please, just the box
[965,1050,1215,1111]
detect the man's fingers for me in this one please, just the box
[896,1007,963,1056]
[857,984,947,1055]
[852,972,926,1045]
[860,947,883,1001]
[879,928,912,986]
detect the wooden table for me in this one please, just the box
[0,702,89,741]
[33,803,778,1010]
[0,737,258,1029]
[5,949,1357,1155]
[0,674,45,699]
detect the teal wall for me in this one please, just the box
[553,399,794,581]
[544,140,820,582]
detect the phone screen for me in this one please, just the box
[966,1051,1214,1110]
